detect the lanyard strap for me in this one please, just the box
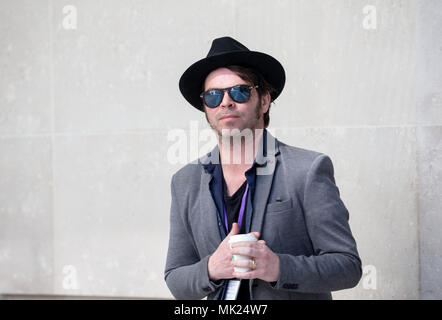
[223,183,249,233]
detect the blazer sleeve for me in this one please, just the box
[164,173,224,299]
[273,154,362,293]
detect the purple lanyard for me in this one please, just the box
[223,184,249,232]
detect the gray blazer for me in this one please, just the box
[165,131,362,300]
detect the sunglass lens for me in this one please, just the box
[204,90,223,108]
[230,85,251,103]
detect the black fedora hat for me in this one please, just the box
[179,36,285,112]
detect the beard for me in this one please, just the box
[204,99,263,139]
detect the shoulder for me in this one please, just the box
[277,139,331,170]
[278,140,323,160]
[274,139,337,185]
[171,161,203,187]
[274,140,337,199]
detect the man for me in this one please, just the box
[165,36,362,300]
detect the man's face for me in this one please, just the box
[203,68,269,137]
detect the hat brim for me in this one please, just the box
[179,51,285,111]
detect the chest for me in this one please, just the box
[223,175,247,197]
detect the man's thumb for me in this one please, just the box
[229,222,240,235]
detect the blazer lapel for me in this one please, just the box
[199,147,223,254]
[250,131,280,235]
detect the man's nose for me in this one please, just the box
[219,90,234,108]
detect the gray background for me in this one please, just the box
[0,0,441,299]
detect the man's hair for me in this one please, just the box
[225,65,277,128]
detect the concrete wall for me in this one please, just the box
[0,0,440,299]
[416,0,442,300]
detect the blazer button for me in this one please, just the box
[282,283,298,290]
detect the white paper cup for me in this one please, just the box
[228,233,258,272]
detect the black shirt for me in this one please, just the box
[222,177,250,300]
[223,178,248,234]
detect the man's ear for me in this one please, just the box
[261,92,271,113]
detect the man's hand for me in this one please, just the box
[230,237,280,282]
[208,223,240,281]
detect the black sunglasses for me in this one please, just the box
[200,84,258,108]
